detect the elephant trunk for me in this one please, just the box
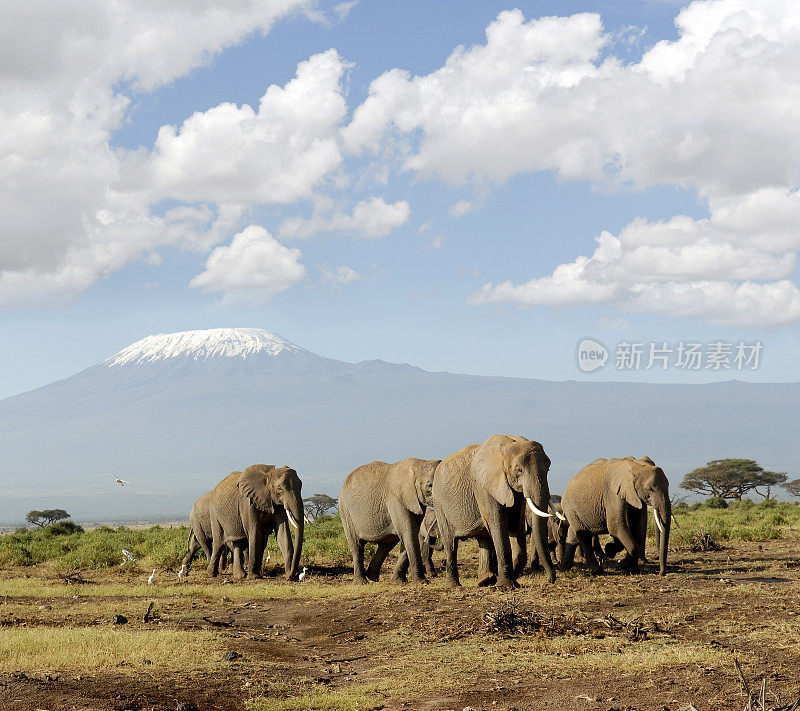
[654,497,671,577]
[285,494,305,580]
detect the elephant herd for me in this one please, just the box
[181,434,672,587]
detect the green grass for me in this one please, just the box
[668,500,800,544]
[2,503,798,575]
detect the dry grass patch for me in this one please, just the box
[246,680,390,711]
[0,626,220,673]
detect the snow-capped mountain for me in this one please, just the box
[0,328,797,522]
[103,328,304,367]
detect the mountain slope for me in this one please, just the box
[0,328,796,522]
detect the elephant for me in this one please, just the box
[181,490,231,574]
[208,465,304,581]
[339,458,440,584]
[560,456,671,576]
[432,434,556,588]
[527,500,605,569]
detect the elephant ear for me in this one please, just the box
[238,465,275,514]
[388,460,424,515]
[615,464,643,509]
[641,456,655,465]
[472,436,515,507]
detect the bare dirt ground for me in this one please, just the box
[1,539,799,711]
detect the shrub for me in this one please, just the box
[45,521,84,535]
[705,496,728,509]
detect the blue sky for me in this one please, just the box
[1,0,799,399]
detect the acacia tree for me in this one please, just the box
[783,479,800,498]
[681,459,786,501]
[25,509,70,527]
[303,494,338,520]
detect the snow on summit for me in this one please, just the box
[103,328,303,367]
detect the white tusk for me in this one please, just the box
[286,511,299,530]
[653,508,665,534]
[549,505,566,522]
[527,498,552,518]
[671,513,680,528]
[304,517,323,530]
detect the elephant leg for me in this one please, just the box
[182,534,201,572]
[604,537,624,559]
[437,515,460,588]
[487,504,518,589]
[510,530,527,578]
[207,518,225,577]
[366,540,397,582]
[577,531,602,575]
[246,520,265,580]
[592,535,606,560]
[560,527,579,572]
[610,525,642,574]
[477,538,497,587]
[421,536,437,577]
[231,542,247,580]
[634,506,649,562]
[341,509,368,584]
[392,546,409,582]
[392,509,427,584]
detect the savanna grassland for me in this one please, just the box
[1,503,799,711]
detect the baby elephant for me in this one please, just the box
[339,458,440,584]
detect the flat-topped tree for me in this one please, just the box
[681,459,787,501]
[783,479,800,498]
[26,509,70,527]
[303,494,338,520]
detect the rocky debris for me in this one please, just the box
[111,614,128,625]
[222,651,241,662]
[690,533,721,552]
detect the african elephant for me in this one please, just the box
[208,465,304,581]
[560,456,670,576]
[181,490,230,574]
[432,435,556,588]
[527,501,603,569]
[339,458,440,584]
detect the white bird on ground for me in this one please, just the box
[265,552,271,564]
[298,567,308,582]
[109,470,131,486]
[148,569,156,585]
[177,564,186,581]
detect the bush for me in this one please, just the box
[729,499,755,510]
[759,498,778,509]
[674,502,690,512]
[45,521,84,535]
[705,496,728,509]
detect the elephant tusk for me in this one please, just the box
[549,503,566,522]
[527,498,552,518]
[671,513,680,528]
[653,508,665,534]
[286,511,299,530]
[304,516,323,530]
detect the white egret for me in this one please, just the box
[148,569,156,585]
[298,567,308,582]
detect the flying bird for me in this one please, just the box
[120,549,135,565]
[148,569,156,585]
[109,470,131,486]
[298,567,308,582]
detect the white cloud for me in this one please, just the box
[0,0,310,307]
[342,4,800,327]
[279,197,410,240]
[450,200,476,218]
[190,226,305,301]
[320,264,361,288]
[147,50,349,205]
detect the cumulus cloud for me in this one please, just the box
[147,50,348,205]
[0,0,310,307]
[343,3,800,327]
[189,226,305,301]
[320,264,361,288]
[279,197,410,240]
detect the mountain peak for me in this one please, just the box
[103,328,303,367]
